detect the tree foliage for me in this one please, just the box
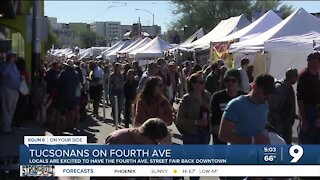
[79,31,97,48]
[170,0,293,38]
[44,24,57,51]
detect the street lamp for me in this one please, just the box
[135,8,154,26]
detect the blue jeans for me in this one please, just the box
[183,130,210,180]
[110,89,124,121]
[183,130,210,145]
[300,105,320,144]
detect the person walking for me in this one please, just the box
[181,61,191,93]
[134,76,173,127]
[205,62,220,95]
[211,69,245,144]
[0,51,20,134]
[103,64,111,106]
[268,68,299,144]
[297,52,320,144]
[58,60,80,129]
[137,62,158,94]
[219,73,275,145]
[176,72,211,145]
[176,72,211,180]
[238,58,251,93]
[109,63,125,121]
[88,61,104,116]
[132,61,143,79]
[123,69,138,128]
[13,57,31,128]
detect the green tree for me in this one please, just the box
[79,31,97,48]
[44,25,57,51]
[170,0,293,34]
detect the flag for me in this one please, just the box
[211,42,234,68]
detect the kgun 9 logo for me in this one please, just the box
[289,145,304,163]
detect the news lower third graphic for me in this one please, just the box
[20,136,320,177]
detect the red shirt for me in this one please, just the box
[297,68,320,105]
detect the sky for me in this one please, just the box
[44,1,320,33]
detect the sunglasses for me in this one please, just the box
[225,78,237,83]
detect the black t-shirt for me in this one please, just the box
[210,89,245,126]
[297,68,320,105]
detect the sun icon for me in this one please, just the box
[173,169,177,174]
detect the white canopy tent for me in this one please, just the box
[117,37,144,55]
[105,40,133,61]
[217,10,282,42]
[100,40,124,57]
[183,28,205,45]
[230,8,320,79]
[265,32,320,52]
[265,32,320,79]
[132,36,173,59]
[181,14,250,51]
[78,48,92,60]
[230,8,320,53]
[122,37,152,58]
[168,28,205,53]
[54,48,73,58]
[78,47,109,60]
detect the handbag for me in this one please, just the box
[19,79,29,95]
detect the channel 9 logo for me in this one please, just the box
[20,165,55,177]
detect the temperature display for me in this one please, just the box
[262,146,277,163]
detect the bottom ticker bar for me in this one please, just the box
[20,165,320,177]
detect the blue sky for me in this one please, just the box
[44,1,320,32]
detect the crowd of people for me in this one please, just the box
[1,50,320,143]
[1,49,320,179]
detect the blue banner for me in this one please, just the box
[20,145,320,165]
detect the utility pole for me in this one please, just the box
[138,17,141,35]
[32,0,41,78]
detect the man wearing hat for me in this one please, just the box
[297,52,320,144]
[0,51,20,134]
[268,68,298,144]
[58,60,80,128]
[219,73,276,145]
[210,68,245,144]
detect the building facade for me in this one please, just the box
[121,24,161,37]
[91,22,121,38]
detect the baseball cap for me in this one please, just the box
[254,73,276,94]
